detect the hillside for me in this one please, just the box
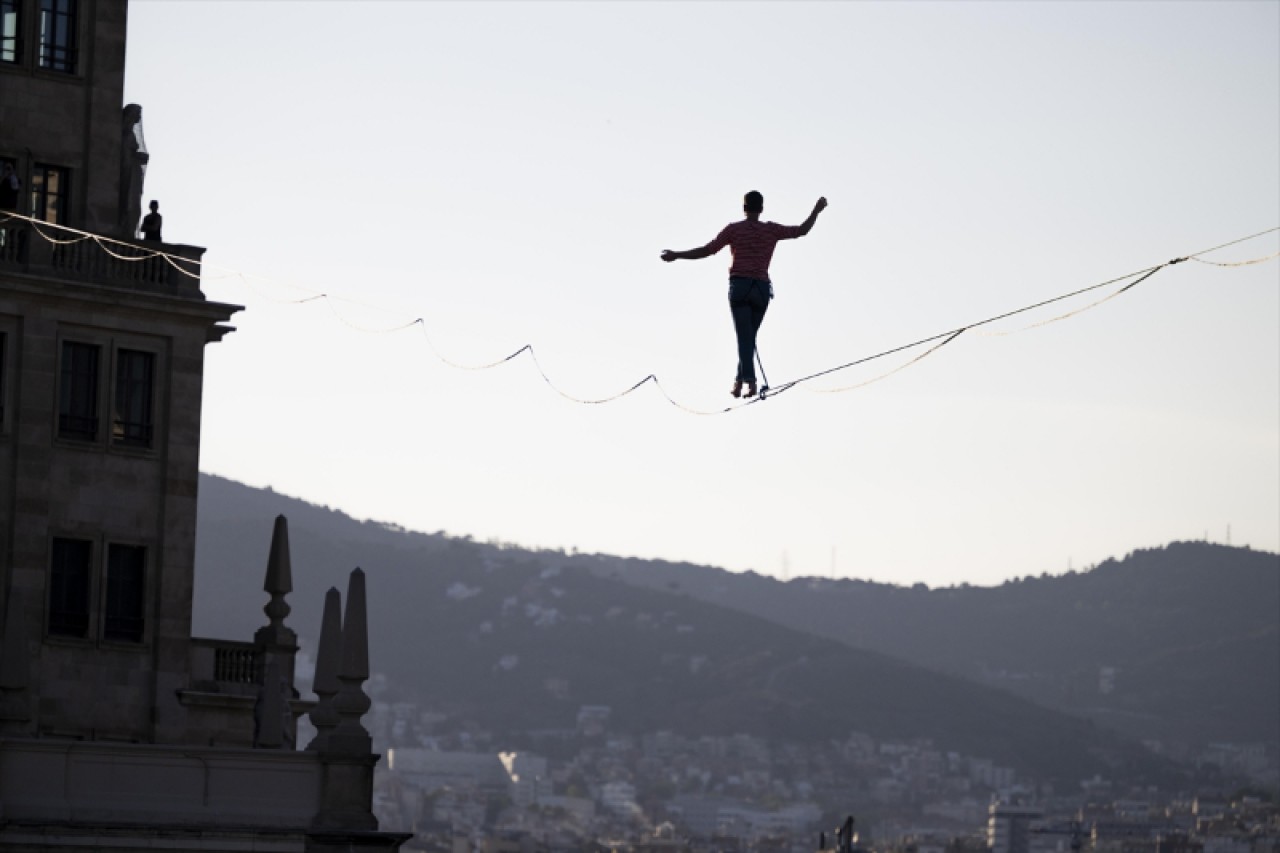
[194,474,1185,788]
[585,543,1279,747]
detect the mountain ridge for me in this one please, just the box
[193,474,1274,786]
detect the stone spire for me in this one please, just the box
[254,515,299,748]
[327,568,372,755]
[306,586,343,751]
[257,514,296,646]
[313,569,378,832]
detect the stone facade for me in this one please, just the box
[0,265,237,742]
[0,2,406,850]
[0,0,130,236]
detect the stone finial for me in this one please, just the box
[326,568,372,755]
[264,515,294,618]
[312,571,379,832]
[306,586,343,751]
[339,569,368,683]
[256,515,297,648]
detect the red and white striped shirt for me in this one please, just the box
[702,219,805,280]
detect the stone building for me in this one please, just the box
[0,1,406,850]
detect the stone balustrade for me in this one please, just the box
[0,221,205,297]
[190,637,262,696]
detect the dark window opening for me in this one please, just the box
[1,0,19,64]
[113,349,154,447]
[105,544,145,642]
[58,340,98,440]
[49,537,91,637]
[31,165,68,225]
[38,0,75,73]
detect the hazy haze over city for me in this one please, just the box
[123,0,1279,588]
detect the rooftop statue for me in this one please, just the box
[119,104,150,238]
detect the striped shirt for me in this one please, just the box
[702,219,805,280]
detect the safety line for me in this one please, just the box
[760,259,1171,402]
[973,281,1131,338]
[809,330,966,394]
[1191,250,1280,267]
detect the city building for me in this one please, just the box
[0,1,406,850]
[988,803,1045,853]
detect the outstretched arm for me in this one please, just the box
[662,226,730,263]
[796,196,828,236]
[661,246,716,263]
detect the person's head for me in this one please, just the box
[148,200,159,212]
[743,190,764,215]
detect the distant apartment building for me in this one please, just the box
[503,751,549,807]
[1091,818,1169,853]
[387,746,509,791]
[988,803,1045,853]
[669,794,820,842]
[601,779,641,819]
[1155,834,1205,853]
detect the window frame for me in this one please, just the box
[45,535,154,646]
[30,163,69,225]
[47,535,93,639]
[112,347,155,448]
[56,328,165,454]
[37,0,76,75]
[103,542,147,644]
[57,337,100,442]
[1,0,21,65]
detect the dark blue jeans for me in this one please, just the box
[728,276,772,383]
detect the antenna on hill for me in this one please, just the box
[831,546,837,579]
[781,550,790,581]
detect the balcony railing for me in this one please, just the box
[0,219,205,297]
[190,638,262,694]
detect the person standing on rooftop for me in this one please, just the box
[139,199,162,241]
[662,191,828,398]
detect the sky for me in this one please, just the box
[122,1,1279,588]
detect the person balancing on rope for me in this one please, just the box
[662,191,828,398]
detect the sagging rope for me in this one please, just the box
[2,211,1276,414]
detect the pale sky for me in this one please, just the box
[123,1,1279,588]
